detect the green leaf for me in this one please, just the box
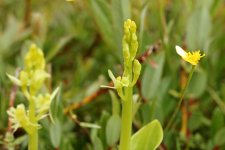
[50,86,63,122]
[111,0,123,51]
[121,0,131,20]
[13,135,27,145]
[106,114,121,146]
[139,3,149,51]
[89,0,113,48]
[50,87,60,101]
[50,119,62,148]
[131,120,163,150]
[80,122,101,129]
[142,52,165,100]
[93,137,104,150]
[109,91,121,115]
[132,94,142,118]
[188,111,204,131]
[186,69,207,98]
[186,6,211,52]
[211,108,224,137]
[214,127,225,146]
[46,36,73,62]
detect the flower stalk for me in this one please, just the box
[108,19,141,150]
[120,87,133,150]
[165,65,195,131]
[28,97,38,150]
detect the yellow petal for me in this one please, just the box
[184,51,205,65]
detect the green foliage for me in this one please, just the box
[131,120,163,150]
[50,119,62,148]
[1,0,225,149]
[142,52,165,100]
[106,115,121,146]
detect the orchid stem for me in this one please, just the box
[119,87,133,150]
[28,98,38,150]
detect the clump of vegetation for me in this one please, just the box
[1,0,225,150]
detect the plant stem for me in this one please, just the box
[165,65,195,132]
[28,98,38,150]
[119,87,133,150]
[29,130,38,150]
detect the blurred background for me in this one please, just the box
[1,0,225,149]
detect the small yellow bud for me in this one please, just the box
[115,76,123,89]
[30,70,50,94]
[35,87,59,120]
[133,59,141,75]
[123,19,138,62]
[130,21,136,33]
[130,40,138,60]
[36,94,51,114]
[131,59,141,86]
[121,76,129,87]
[123,42,130,62]
[25,44,45,70]
[19,70,29,87]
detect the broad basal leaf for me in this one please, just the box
[131,119,163,150]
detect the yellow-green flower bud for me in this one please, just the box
[19,70,29,86]
[124,27,130,42]
[121,76,129,87]
[30,70,50,95]
[115,76,123,89]
[123,19,138,62]
[25,44,45,70]
[35,87,59,120]
[130,38,138,60]
[133,59,141,76]
[130,20,136,33]
[123,41,130,63]
[36,94,51,114]
[18,69,50,95]
[131,59,141,86]
[107,70,126,100]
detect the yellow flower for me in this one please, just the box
[35,87,59,120]
[7,104,40,134]
[175,45,205,65]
